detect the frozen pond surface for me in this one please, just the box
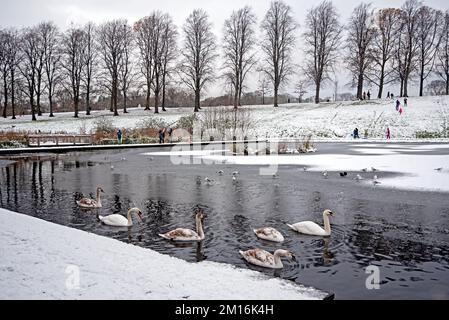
[1,142,449,299]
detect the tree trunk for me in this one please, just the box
[86,81,91,116]
[162,73,167,112]
[234,80,239,109]
[36,75,42,116]
[154,86,159,114]
[404,76,408,97]
[113,79,119,117]
[48,83,54,117]
[145,83,151,110]
[315,83,321,104]
[194,89,200,112]
[74,96,79,118]
[419,61,425,97]
[400,79,404,98]
[11,71,15,119]
[356,73,364,100]
[123,91,128,114]
[273,84,279,107]
[2,75,7,118]
[446,74,449,95]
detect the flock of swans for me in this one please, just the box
[77,187,334,269]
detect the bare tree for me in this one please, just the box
[367,8,402,98]
[303,1,342,104]
[397,0,421,97]
[19,27,41,121]
[119,23,134,114]
[40,22,61,118]
[161,15,178,112]
[134,15,155,111]
[223,6,257,109]
[257,70,271,105]
[346,3,376,100]
[294,78,308,103]
[6,30,20,119]
[436,11,449,95]
[416,6,443,96]
[179,9,217,112]
[62,25,86,118]
[98,19,128,116]
[35,22,50,116]
[83,22,96,116]
[0,29,9,118]
[260,1,297,107]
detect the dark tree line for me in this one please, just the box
[1,0,449,121]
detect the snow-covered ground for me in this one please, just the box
[1,95,448,140]
[0,208,330,300]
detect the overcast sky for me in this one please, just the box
[1,0,448,98]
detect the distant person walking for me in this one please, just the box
[396,99,401,111]
[117,129,123,144]
[367,91,371,100]
[386,127,391,140]
[158,127,166,144]
[404,97,408,107]
[363,92,366,100]
[353,128,360,139]
[387,91,390,99]
[391,93,394,99]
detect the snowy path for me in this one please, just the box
[0,209,330,300]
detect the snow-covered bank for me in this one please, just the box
[0,209,330,300]
[1,95,448,141]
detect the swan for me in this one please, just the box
[99,208,143,227]
[253,227,284,243]
[287,209,334,236]
[239,249,295,269]
[77,187,104,209]
[159,209,205,242]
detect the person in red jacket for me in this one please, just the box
[386,127,391,140]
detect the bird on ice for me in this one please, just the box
[217,170,224,175]
[205,177,214,185]
[322,171,328,179]
[373,175,381,185]
[339,172,348,177]
[232,176,237,181]
[232,171,239,176]
[434,167,443,172]
[354,174,363,181]
[362,168,368,172]
[371,167,379,172]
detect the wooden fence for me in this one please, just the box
[27,134,93,147]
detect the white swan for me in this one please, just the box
[287,209,334,236]
[239,249,295,269]
[253,227,285,243]
[77,187,104,209]
[99,208,143,227]
[159,209,205,242]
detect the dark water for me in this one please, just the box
[1,146,449,299]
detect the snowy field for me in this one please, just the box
[0,208,330,300]
[1,95,448,140]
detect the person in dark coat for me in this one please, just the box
[396,99,400,111]
[353,128,360,139]
[159,128,166,144]
[367,91,371,100]
[117,129,123,144]
[387,92,390,99]
[404,97,408,107]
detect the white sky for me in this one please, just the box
[1,0,448,98]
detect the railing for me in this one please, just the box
[27,134,93,147]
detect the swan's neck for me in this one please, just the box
[323,214,331,235]
[127,210,133,226]
[96,190,101,206]
[196,217,204,240]
[273,251,284,268]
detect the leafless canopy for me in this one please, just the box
[260,1,297,107]
[222,6,257,109]
[346,3,376,100]
[303,0,342,104]
[436,11,449,95]
[179,9,217,112]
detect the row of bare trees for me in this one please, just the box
[2,0,449,121]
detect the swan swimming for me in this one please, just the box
[253,227,284,243]
[99,207,143,227]
[159,209,205,242]
[287,209,334,236]
[77,187,104,209]
[239,249,295,269]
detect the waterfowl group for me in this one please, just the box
[287,210,334,237]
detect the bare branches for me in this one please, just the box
[179,9,217,112]
[346,3,376,100]
[260,1,297,107]
[222,6,257,109]
[303,0,343,104]
[436,11,449,95]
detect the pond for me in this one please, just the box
[1,144,449,299]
